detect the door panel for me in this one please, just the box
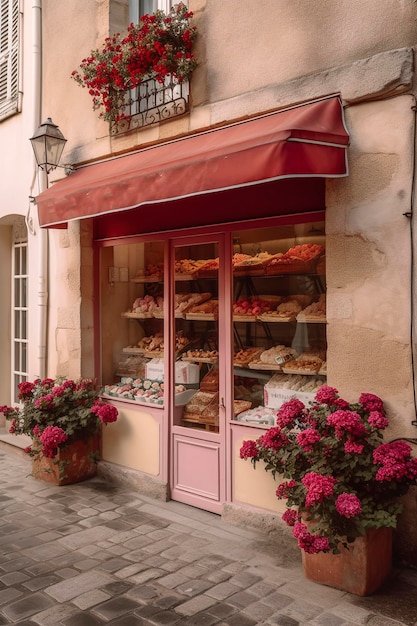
[173,435,220,500]
[170,235,225,514]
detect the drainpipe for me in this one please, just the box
[30,0,48,380]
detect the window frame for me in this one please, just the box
[0,0,20,121]
[129,0,186,22]
[11,239,28,403]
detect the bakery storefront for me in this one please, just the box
[36,96,349,515]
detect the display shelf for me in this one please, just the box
[233,367,271,381]
[122,311,155,319]
[185,312,218,321]
[296,315,327,323]
[131,276,162,283]
[247,360,283,371]
[282,366,322,375]
[182,356,218,364]
[175,273,198,281]
[122,347,146,354]
[233,315,257,322]
[257,314,297,323]
[123,243,327,422]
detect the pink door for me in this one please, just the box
[169,234,231,514]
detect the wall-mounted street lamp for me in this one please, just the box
[29,117,68,174]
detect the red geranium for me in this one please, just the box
[71,2,197,123]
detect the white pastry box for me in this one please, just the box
[175,361,200,384]
[145,358,165,381]
[145,359,200,384]
[264,374,316,409]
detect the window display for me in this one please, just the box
[100,222,327,432]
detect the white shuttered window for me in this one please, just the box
[129,0,186,22]
[0,0,19,120]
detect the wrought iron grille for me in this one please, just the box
[110,75,190,135]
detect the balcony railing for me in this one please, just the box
[110,75,190,135]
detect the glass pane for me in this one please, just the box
[13,375,20,404]
[232,222,326,425]
[21,277,27,307]
[14,341,20,369]
[14,310,20,338]
[100,241,164,399]
[22,310,27,339]
[173,242,219,433]
[139,0,154,17]
[14,245,20,274]
[22,342,27,372]
[22,245,27,273]
[14,277,20,306]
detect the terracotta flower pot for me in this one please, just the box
[302,527,392,596]
[32,434,100,486]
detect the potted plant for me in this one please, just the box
[240,385,417,595]
[71,2,198,123]
[0,376,119,485]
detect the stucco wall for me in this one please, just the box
[40,1,417,437]
[37,0,417,558]
[326,95,416,440]
[39,1,417,424]
[232,426,287,514]
[42,1,417,167]
[102,403,160,475]
[201,0,417,104]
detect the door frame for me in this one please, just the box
[168,231,232,513]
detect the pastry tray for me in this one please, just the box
[122,347,146,354]
[233,315,257,322]
[122,311,154,319]
[233,348,264,367]
[257,313,296,322]
[131,275,162,283]
[247,360,283,371]
[182,356,218,363]
[296,314,327,323]
[185,312,218,321]
[264,257,321,275]
[282,365,321,375]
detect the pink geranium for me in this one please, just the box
[91,402,118,423]
[314,385,339,406]
[296,428,321,451]
[239,384,417,555]
[0,376,118,465]
[302,472,337,507]
[292,522,330,554]
[276,398,305,428]
[39,426,68,458]
[326,410,367,439]
[240,439,258,460]
[335,493,362,518]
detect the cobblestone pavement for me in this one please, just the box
[0,446,417,626]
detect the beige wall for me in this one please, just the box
[102,404,160,475]
[38,0,417,552]
[41,0,417,398]
[42,0,417,167]
[232,427,287,514]
[327,95,416,439]
[202,0,417,103]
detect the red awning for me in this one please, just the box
[36,96,349,229]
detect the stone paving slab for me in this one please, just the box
[0,445,416,626]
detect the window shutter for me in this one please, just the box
[0,0,19,119]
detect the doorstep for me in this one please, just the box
[0,430,32,459]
